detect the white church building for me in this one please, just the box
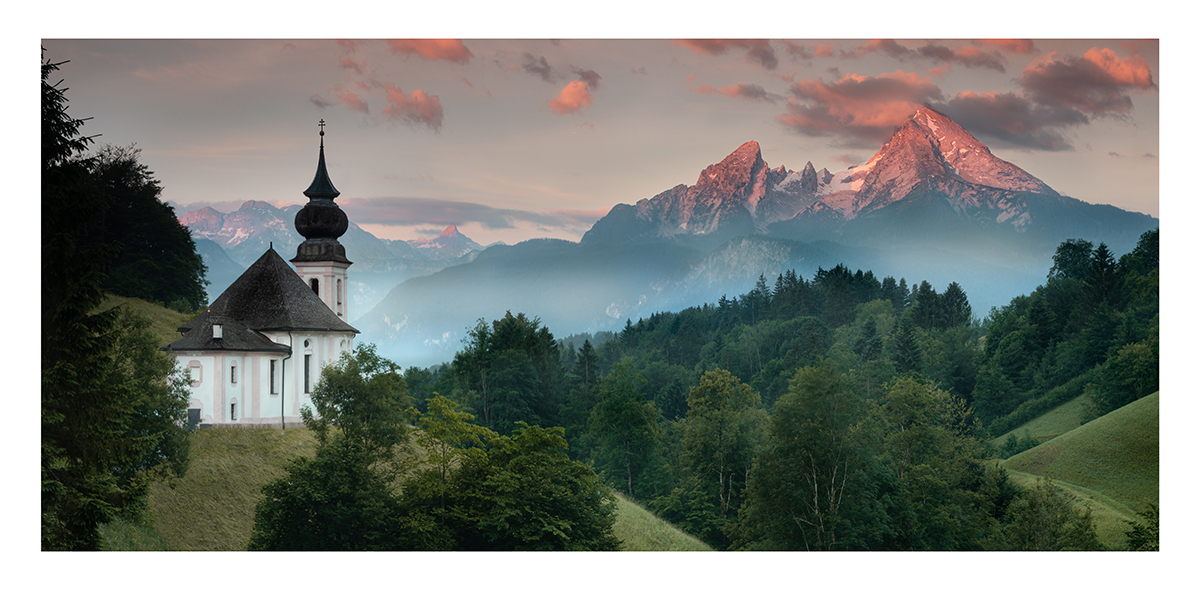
[165,122,357,427]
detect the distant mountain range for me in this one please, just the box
[182,107,1157,367]
[178,202,484,319]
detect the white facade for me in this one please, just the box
[294,260,351,320]
[177,330,354,426]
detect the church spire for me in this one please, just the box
[293,120,350,264]
[303,119,340,201]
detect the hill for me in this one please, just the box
[106,427,708,551]
[992,394,1091,446]
[96,293,194,346]
[1002,392,1159,548]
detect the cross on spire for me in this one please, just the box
[318,119,326,146]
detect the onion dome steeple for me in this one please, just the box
[293,120,351,264]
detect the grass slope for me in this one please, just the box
[132,428,707,551]
[149,428,321,551]
[1002,392,1158,549]
[612,493,712,551]
[991,394,1091,445]
[96,293,194,346]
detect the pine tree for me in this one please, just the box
[891,315,922,374]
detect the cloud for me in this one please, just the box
[1019,47,1156,116]
[936,91,1086,151]
[549,70,601,115]
[334,85,369,113]
[851,39,912,60]
[916,43,1006,72]
[310,95,335,108]
[340,57,367,75]
[778,70,943,144]
[339,196,608,231]
[976,39,1038,54]
[780,40,835,60]
[386,39,473,64]
[674,39,778,70]
[688,75,779,103]
[522,52,556,82]
[853,39,1007,72]
[382,84,443,130]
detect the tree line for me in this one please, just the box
[42,51,204,550]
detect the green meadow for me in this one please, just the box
[1001,392,1158,549]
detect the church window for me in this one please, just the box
[270,360,278,395]
[304,354,312,393]
[231,400,237,421]
[310,278,319,295]
[230,364,237,384]
[187,361,202,386]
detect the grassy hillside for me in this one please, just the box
[96,293,194,346]
[1002,392,1158,549]
[112,427,709,551]
[148,427,321,550]
[612,493,712,551]
[991,393,1091,445]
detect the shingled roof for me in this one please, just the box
[165,247,357,352]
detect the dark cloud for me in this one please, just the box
[780,40,835,61]
[1019,48,1155,116]
[522,53,556,82]
[310,95,334,108]
[853,39,1007,72]
[339,196,606,231]
[573,68,602,90]
[936,91,1087,151]
[674,39,778,70]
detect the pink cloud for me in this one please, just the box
[550,80,595,115]
[778,70,943,142]
[334,85,369,113]
[387,39,473,64]
[688,75,778,103]
[1020,47,1156,115]
[1082,47,1155,88]
[382,84,444,130]
[549,69,602,115]
[340,57,367,75]
[674,39,778,70]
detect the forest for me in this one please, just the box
[398,228,1158,550]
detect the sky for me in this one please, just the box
[40,35,1160,246]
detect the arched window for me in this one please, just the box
[337,278,343,315]
[230,398,238,421]
[187,360,202,386]
[310,278,320,295]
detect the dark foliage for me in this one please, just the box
[42,52,191,550]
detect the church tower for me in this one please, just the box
[292,120,351,319]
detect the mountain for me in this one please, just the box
[179,201,483,319]
[355,239,705,366]
[358,107,1155,366]
[584,107,1155,257]
[192,238,244,303]
[406,225,484,260]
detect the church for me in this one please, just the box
[164,122,358,427]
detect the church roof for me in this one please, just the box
[165,247,357,352]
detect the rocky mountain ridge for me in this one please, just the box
[582,107,1083,247]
